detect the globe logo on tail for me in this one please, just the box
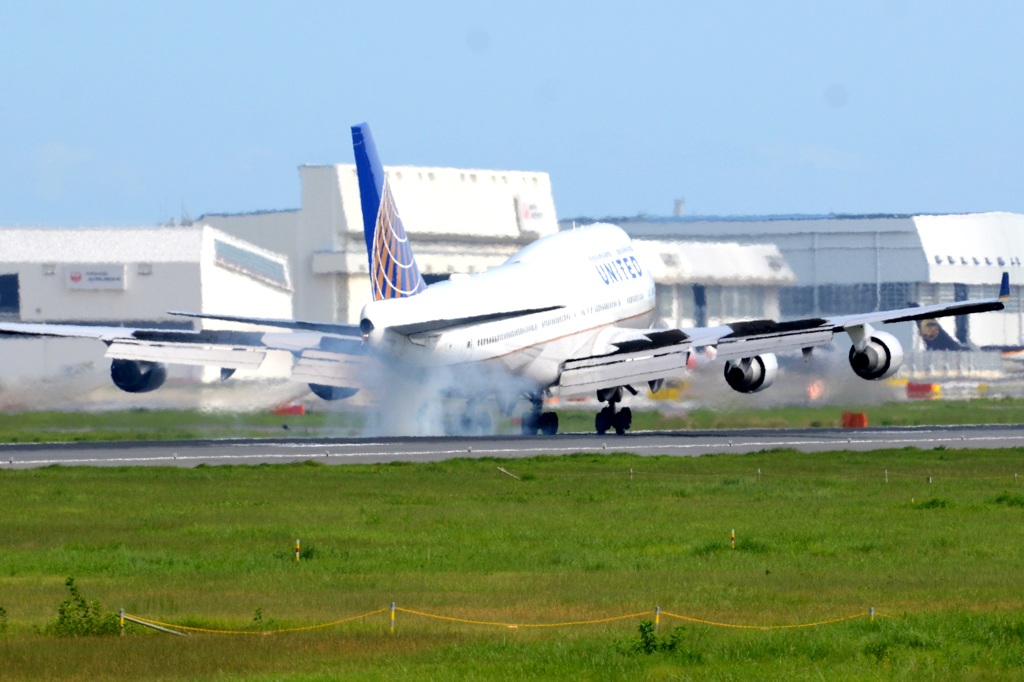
[371,180,426,301]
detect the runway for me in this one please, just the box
[3,424,1024,469]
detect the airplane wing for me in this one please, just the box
[557,273,1009,394]
[0,319,369,389]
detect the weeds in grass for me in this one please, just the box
[994,492,1024,508]
[914,497,951,509]
[0,605,7,634]
[627,621,704,663]
[42,577,119,637]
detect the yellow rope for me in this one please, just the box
[123,606,875,635]
[124,608,388,635]
[659,610,868,630]
[394,607,650,629]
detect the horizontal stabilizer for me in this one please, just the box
[107,341,267,370]
[393,306,565,336]
[290,349,379,388]
[169,311,363,337]
[0,322,140,341]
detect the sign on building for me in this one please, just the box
[64,264,127,290]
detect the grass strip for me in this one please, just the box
[1,448,1023,679]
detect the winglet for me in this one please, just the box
[999,271,1010,301]
[351,123,426,301]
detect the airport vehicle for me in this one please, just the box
[0,124,1010,435]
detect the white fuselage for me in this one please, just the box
[358,224,656,394]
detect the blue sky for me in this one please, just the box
[1,1,1022,226]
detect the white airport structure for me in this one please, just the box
[632,239,794,327]
[582,212,1024,351]
[0,226,291,385]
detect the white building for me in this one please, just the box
[632,239,794,327]
[0,226,291,384]
[202,164,560,324]
[582,212,1024,350]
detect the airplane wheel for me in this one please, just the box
[538,411,559,435]
[521,411,539,436]
[613,407,632,435]
[595,407,613,435]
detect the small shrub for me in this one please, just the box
[251,606,278,630]
[0,605,7,634]
[914,497,950,510]
[43,577,120,637]
[628,620,703,662]
[994,492,1024,508]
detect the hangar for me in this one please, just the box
[0,226,291,386]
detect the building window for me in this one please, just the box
[214,239,290,290]
[817,284,876,315]
[0,273,19,315]
[879,282,912,311]
[779,286,814,318]
[655,284,675,323]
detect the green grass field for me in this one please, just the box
[2,448,1024,679]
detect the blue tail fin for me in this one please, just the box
[351,123,427,301]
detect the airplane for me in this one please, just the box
[0,123,1012,435]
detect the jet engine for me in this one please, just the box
[848,331,903,380]
[308,384,359,401]
[724,354,778,394]
[110,359,167,393]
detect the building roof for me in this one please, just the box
[0,226,291,290]
[634,240,795,286]
[582,211,1024,286]
[0,227,207,263]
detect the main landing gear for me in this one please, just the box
[521,393,559,435]
[519,386,635,436]
[595,386,633,435]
